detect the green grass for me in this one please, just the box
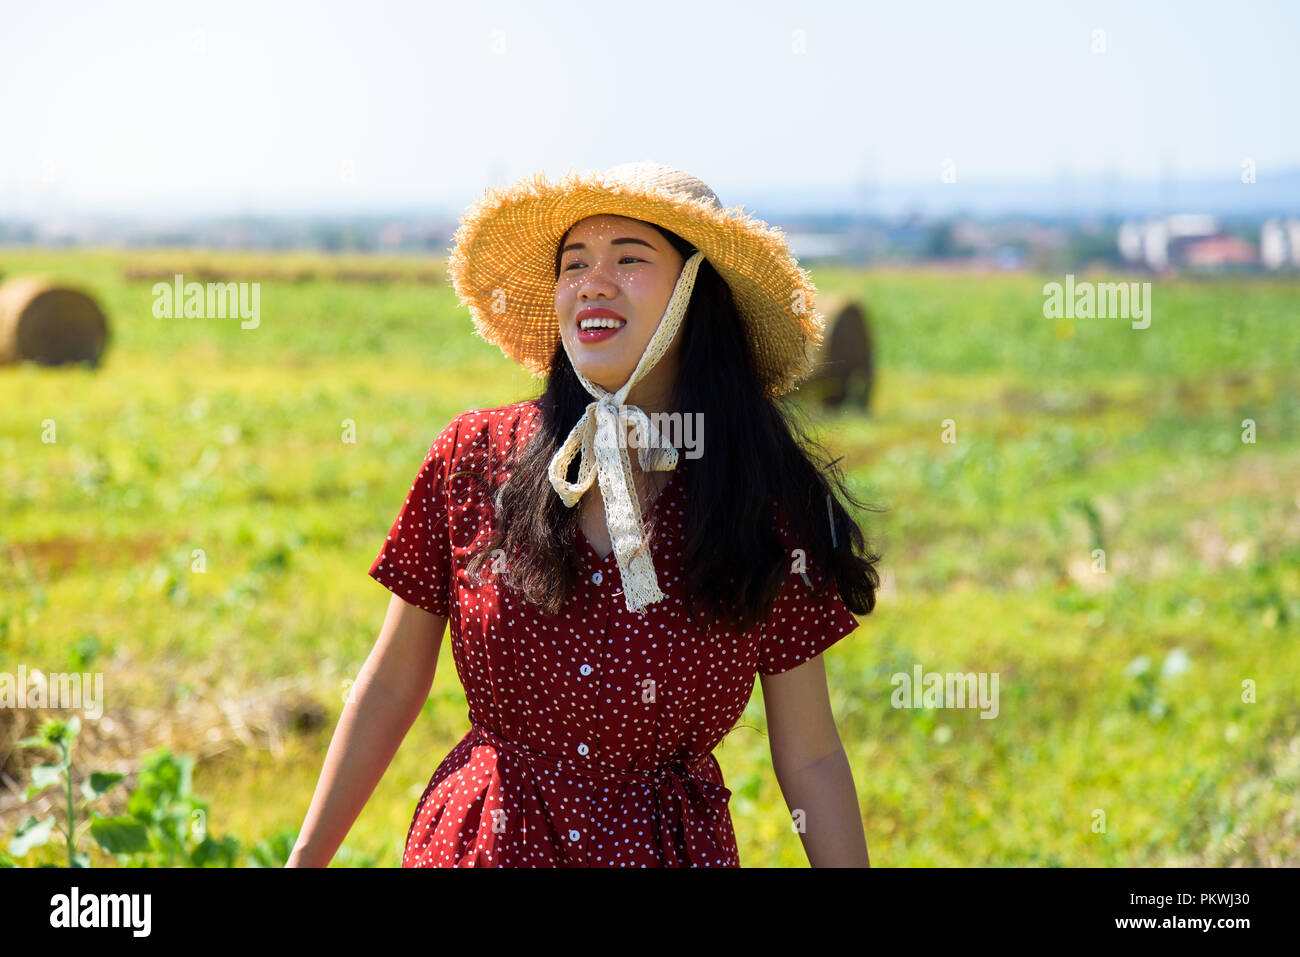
[2,249,1298,866]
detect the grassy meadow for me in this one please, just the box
[1,247,1298,866]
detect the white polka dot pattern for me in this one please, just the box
[368,416,460,619]
[367,399,860,866]
[758,499,862,677]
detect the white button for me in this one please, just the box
[568,829,581,842]
[592,571,603,584]
[577,743,589,756]
[579,663,593,676]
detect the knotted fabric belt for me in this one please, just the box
[469,718,733,867]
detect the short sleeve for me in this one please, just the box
[757,503,860,677]
[367,415,461,619]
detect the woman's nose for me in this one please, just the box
[579,272,618,296]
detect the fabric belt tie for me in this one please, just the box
[469,718,732,867]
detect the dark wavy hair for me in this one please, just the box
[456,220,883,634]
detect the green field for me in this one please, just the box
[2,248,1298,866]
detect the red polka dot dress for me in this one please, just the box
[368,399,860,867]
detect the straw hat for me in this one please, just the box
[445,160,825,398]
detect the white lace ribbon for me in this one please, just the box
[548,250,705,614]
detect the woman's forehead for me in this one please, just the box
[568,213,652,236]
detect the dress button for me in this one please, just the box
[592,571,603,584]
[577,743,589,756]
[568,829,581,842]
[579,663,593,676]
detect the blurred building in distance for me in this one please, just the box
[1113,214,1299,273]
[1260,218,1300,269]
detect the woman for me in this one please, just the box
[287,162,882,868]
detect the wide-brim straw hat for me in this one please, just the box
[445,161,825,398]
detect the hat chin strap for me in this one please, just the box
[547,249,705,614]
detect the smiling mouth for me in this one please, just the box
[577,316,627,331]
[577,320,626,343]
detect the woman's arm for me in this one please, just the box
[760,653,871,867]
[285,594,447,867]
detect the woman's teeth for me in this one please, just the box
[579,317,626,330]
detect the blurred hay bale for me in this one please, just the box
[804,293,875,410]
[0,278,109,367]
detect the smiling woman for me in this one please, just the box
[290,161,883,870]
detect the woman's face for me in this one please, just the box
[555,214,687,401]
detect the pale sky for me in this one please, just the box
[1,0,1295,217]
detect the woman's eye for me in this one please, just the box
[564,257,643,271]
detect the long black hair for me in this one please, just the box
[457,220,883,634]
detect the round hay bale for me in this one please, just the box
[0,278,110,367]
[804,293,875,410]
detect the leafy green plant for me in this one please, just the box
[6,717,243,867]
[66,633,103,671]
[1067,497,1105,554]
[7,715,142,867]
[244,828,299,867]
[115,747,241,867]
[1124,649,1192,722]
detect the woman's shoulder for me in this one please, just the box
[450,398,542,434]
[443,398,543,463]
[454,397,541,423]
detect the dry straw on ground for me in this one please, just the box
[0,676,328,836]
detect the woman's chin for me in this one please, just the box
[574,361,631,393]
